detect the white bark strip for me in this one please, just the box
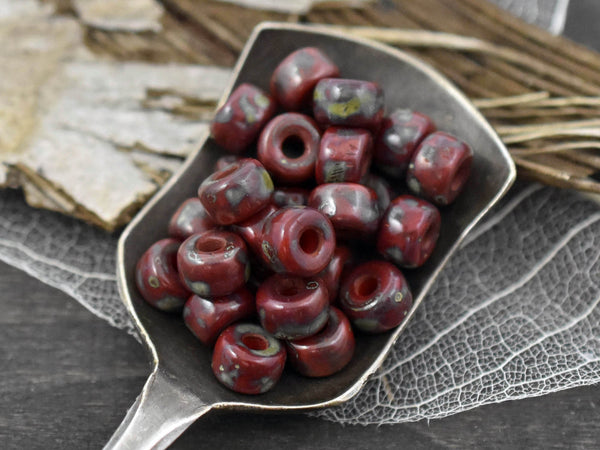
[72,0,165,32]
[0,0,230,230]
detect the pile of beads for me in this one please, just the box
[136,47,473,395]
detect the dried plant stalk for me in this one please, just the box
[496,119,600,135]
[510,142,600,156]
[514,157,600,194]
[503,129,600,145]
[472,92,550,109]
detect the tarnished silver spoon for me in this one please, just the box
[105,22,515,449]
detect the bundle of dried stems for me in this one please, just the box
[84,0,600,195]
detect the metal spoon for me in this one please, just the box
[106,22,515,449]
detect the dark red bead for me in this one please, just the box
[308,183,380,239]
[270,47,340,111]
[168,197,216,241]
[313,78,384,131]
[256,274,329,340]
[198,158,273,225]
[377,195,441,268]
[374,109,435,177]
[316,245,352,303]
[214,155,241,172]
[272,187,309,208]
[183,287,255,346]
[286,306,355,377]
[339,260,413,333]
[177,230,249,297]
[210,83,276,154]
[212,323,286,394]
[257,113,320,184]
[406,131,473,205]
[260,206,336,276]
[315,127,372,184]
[135,238,189,312]
[230,203,278,256]
[365,173,392,213]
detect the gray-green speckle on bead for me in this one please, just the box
[254,92,269,109]
[225,185,246,208]
[190,281,210,297]
[156,296,185,312]
[148,275,160,288]
[324,161,348,183]
[306,280,319,290]
[238,94,259,124]
[386,246,405,265]
[407,176,422,194]
[214,105,233,123]
[353,317,381,332]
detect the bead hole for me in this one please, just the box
[450,159,470,192]
[277,280,300,297]
[196,237,226,253]
[242,333,269,350]
[353,274,379,302]
[299,228,321,254]
[281,135,306,159]
[212,163,239,180]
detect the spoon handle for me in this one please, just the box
[104,367,212,450]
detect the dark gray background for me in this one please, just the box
[2,1,600,448]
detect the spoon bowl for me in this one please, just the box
[107,22,515,449]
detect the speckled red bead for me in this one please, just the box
[377,195,441,268]
[406,131,473,205]
[183,287,255,346]
[177,230,249,297]
[339,260,413,333]
[135,238,190,312]
[214,155,241,172]
[256,274,329,340]
[313,78,384,131]
[272,187,309,208]
[315,127,372,184]
[168,197,216,240]
[230,203,278,256]
[270,47,340,111]
[316,245,352,303]
[365,173,393,213]
[308,183,380,239]
[257,113,321,184]
[198,158,273,225]
[286,306,355,377]
[374,109,435,178]
[212,323,286,394]
[260,206,336,276]
[210,83,276,154]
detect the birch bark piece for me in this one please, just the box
[0,0,231,231]
[215,0,370,14]
[11,60,229,231]
[72,0,165,32]
[0,2,83,187]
